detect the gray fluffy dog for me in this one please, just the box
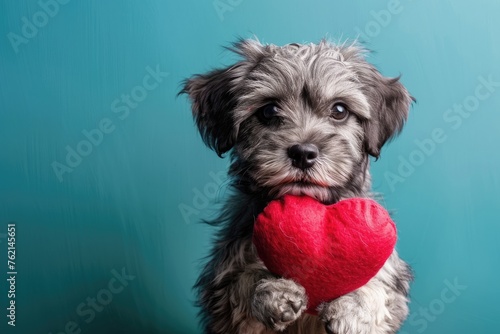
[181,39,413,334]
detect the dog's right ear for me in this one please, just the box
[180,66,243,157]
[180,39,267,157]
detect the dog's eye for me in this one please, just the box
[257,103,281,125]
[260,103,279,119]
[330,103,349,121]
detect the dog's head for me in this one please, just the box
[181,39,412,203]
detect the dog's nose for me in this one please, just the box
[288,144,319,170]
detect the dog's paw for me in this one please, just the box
[318,295,373,334]
[252,278,307,331]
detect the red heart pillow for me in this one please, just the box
[253,195,396,314]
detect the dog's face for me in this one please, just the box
[182,40,412,203]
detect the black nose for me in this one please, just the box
[288,144,319,170]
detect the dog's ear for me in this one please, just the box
[358,65,413,158]
[180,66,242,157]
[180,39,267,157]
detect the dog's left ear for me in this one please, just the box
[358,65,414,158]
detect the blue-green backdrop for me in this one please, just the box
[1,0,499,333]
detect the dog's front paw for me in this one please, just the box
[251,278,307,331]
[318,295,373,334]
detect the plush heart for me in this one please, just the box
[253,195,396,314]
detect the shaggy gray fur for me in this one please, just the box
[181,39,413,334]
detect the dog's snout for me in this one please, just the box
[288,144,319,170]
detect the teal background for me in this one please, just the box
[1,0,499,333]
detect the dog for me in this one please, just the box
[181,39,413,334]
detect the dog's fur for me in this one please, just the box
[181,39,413,334]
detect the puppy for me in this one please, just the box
[181,39,413,334]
